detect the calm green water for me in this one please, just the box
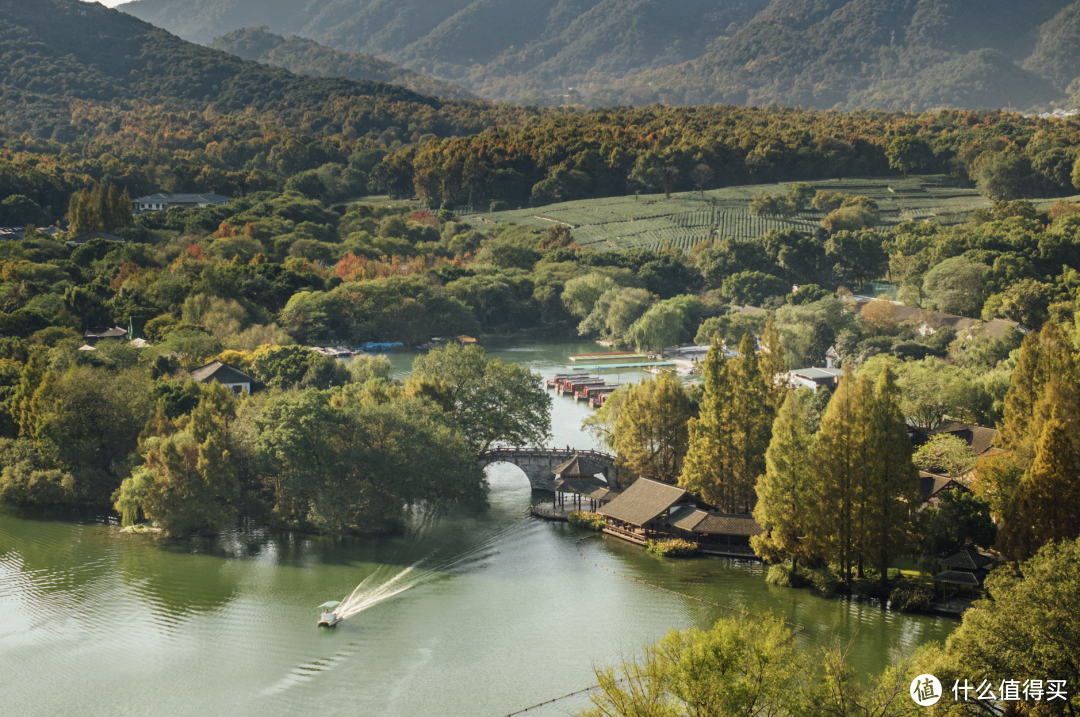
[0,342,956,717]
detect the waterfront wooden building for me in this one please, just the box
[932,548,994,600]
[662,508,764,558]
[597,479,706,544]
[596,478,765,556]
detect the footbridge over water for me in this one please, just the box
[477,448,620,491]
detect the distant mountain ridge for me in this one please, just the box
[119,0,1080,110]
[208,27,478,101]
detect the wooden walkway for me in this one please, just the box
[529,504,574,522]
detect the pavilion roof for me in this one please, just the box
[939,549,993,571]
[552,453,606,477]
[932,570,983,586]
[667,509,764,537]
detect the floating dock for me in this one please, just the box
[569,361,677,371]
[568,352,648,363]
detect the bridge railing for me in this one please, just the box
[480,447,615,460]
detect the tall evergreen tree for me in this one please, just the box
[12,353,47,439]
[997,321,1075,452]
[67,188,95,236]
[680,337,735,506]
[752,391,814,568]
[864,365,920,588]
[759,315,787,412]
[681,333,774,512]
[852,373,874,579]
[105,184,131,232]
[613,374,692,484]
[1001,401,1080,561]
[731,333,774,512]
[812,363,868,582]
[988,321,1080,558]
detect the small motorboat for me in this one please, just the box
[317,601,341,627]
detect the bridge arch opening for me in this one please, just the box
[480,461,537,491]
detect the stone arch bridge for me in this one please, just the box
[477,448,620,491]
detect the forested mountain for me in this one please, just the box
[0,0,534,217]
[120,0,1080,110]
[208,27,478,102]
[0,0,431,112]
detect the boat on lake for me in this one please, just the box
[317,601,341,627]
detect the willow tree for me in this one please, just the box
[114,382,240,536]
[613,374,692,484]
[752,391,814,568]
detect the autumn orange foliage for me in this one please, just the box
[409,211,441,227]
[334,252,460,282]
[111,262,140,291]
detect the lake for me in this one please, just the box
[0,341,956,717]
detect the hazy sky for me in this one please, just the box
[86,1,127,7]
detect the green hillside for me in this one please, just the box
[463,176,1008,252]
[208,27,479,101]
[119,0,1080,109]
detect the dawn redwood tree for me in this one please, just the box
[752,391,814,568]
[680,338,736,506]
[1001,401,1080,561]
[759,315,788,412]
[613,374,692,484]
[681,334,773,512]
[812,363,869,582]
[864,365,919,588]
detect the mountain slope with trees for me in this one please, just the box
[208,27,478,101]
[120,0,1080,109]
[0,0,432,112]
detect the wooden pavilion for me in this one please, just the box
[932,548,994,601]
[549,453,613,511]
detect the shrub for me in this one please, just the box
[805,567,840,596]
[645,537,698,558]
[766,563,808,588]
[889,584,936,613]
[568,511,605,531]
